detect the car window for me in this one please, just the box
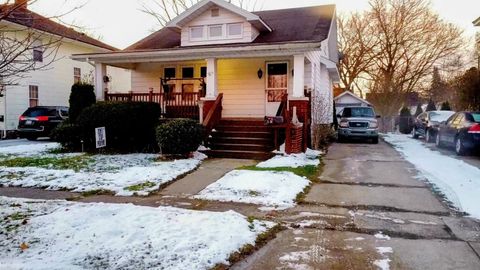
[418,112,427,120]
[471,113,480,123]
[446,114,458,125]
[23,108,57,117]
[59,109,69,117]
[453,114,465,126]
[342,107,375,118]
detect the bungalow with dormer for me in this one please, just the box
[72,0,339,159]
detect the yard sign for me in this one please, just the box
[95,127,106,148]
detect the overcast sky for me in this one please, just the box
[3,0,480,49]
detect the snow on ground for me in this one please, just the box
[0,196,274,270]
[0,150,207,196]
[258,149,322,168]
[0,141,60,156]
[383,133,480,219]
[193,170,310,208]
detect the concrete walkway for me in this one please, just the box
[160,158,257,196]
[235,141,480,269]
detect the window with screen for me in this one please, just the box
[29,85,39,107]
[190,26,204,40]
[208,25,223,39]
[74,67,81,84]
[164,67,176,78]
[182,67,194,78]
[227,23,242,38]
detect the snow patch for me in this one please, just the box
[193,170,310,208]
[0,197,274,270]
[374,232,391,240]
[376,247,393,254]
[257,153,320,168]
[374,259,391,270]
[383,133,480,219]
[0,141,60,156]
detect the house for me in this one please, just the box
[474,17,480,68]
[334,90,371,114]
[0,1,130,138]
[72,0,339,158]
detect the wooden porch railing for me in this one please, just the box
[203,93,223,139]
[104,91,201,119]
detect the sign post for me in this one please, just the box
[95,127,106,149]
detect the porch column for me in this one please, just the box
[95,63,107,101]
[205,58,218,99]
[293,54,305,98]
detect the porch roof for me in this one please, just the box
[71,42,322,68]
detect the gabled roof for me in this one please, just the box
[474,17,480,26]
[334,91,371,106]
[0,5,117,51]
[166,0,271,32]
[126,4,336,51]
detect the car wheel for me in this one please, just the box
[435,133,442,148]
[338,135,345,143]
[372,137,379,144]
[411,127,418,139]
[455,137,467,156]
[425,130,432,143]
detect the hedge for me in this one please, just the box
[156,119,204,156]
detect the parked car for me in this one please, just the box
[412,110,455,142]
[435,111,480,155]
[18,106,69,140]
[337,106,380,144]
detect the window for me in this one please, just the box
[190,26,204,40]
[74,67,81,84]
[33,49,43,62]
[227,23,242,38]
[267,63,288,89]
[200,66,207,78]
[164,67,176,78]
[29,85,38,107]
[182,67,194,78]
[208,25,224,39]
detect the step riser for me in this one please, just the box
[210,137,272,145]
[208,143,272,152]
[215,126,271,132]
[219,120,265,126]
[203,150,274,160]
[212,131,272,139]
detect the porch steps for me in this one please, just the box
[203,119,276,160]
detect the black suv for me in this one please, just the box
[18,106,69,140]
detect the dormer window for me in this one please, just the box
[208,25,224,39]
[190,26,204,40]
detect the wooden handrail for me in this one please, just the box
[203,93,223,139]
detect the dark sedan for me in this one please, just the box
[435,111,480,155]
[18,106,69,140]
[412,110,455,142]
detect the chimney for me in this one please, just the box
[14,0,28,9]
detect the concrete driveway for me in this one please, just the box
[0,138,51,148]
[235,141,480,269]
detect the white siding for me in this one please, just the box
[181,6,257,46]
[0,29,130,132]
[306,50,334,125]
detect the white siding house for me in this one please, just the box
[0,3,130,137]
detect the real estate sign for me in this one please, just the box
[95,127,106,148]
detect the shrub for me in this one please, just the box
[414,103,423,117]
[69,83,96,122]
[50,122,82,151]
[156,119,204,156]
[440,101,451,111]
[425,99,437,112]
[75,102,161,152]
[312,124,336,149]
[399,107,413,134]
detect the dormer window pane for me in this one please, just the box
[190,26,204,39]
[227,23,242,37]
[208,25,223,38]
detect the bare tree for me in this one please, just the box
[337,12,377,98]
[0,0,85,93]
[140,0,264,28]
[339,0,464,117]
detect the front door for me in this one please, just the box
[265,62,288,116]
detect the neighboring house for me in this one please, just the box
[0,1,130,138]
[334,90,371,113]
[72,0,339,158]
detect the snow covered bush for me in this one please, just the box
[74,102,161,152]
[156,119,204,156]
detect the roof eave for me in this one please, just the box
[474,17,480,26]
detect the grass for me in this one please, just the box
[80,189,115,197]
[0,155,91,172]
[124,181,157,192]
[237,164,319,180]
